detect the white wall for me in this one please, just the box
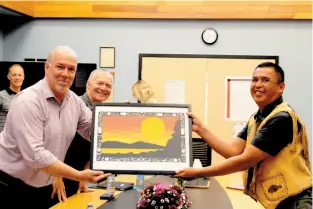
[3,19,312,155]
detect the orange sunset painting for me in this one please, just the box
[101,115,181,156]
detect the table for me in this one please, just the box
[96,176,232,209]
[50,174,264,209]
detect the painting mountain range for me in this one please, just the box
[102,141,165,149]
[101,119,183,159]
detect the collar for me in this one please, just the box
[254,96,283,122]
[80,92,93,109]
[41,79,55,99]
[6,87,17,95]
[41,78,71,102]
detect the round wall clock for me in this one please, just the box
[201,28,218,45]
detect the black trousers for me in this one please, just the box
[276,187,312,209]
[0,170,59,209]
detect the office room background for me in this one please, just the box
[0,18,312,158]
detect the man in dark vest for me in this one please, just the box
[175,62,312,209]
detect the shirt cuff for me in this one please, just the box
[30,150,57,169]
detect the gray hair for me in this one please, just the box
[86,69,114,91]
[88,69,113,81]
[46,45,78,63]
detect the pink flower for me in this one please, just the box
[138,183,192,209]
[155,183,170,190]
[172,190,178,196]
[154,192,162,197]
[140,199,147,207]
[176,200,183,205]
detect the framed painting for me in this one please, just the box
[90,103,193,175]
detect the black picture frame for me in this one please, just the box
[138,53,279,80]
[90,103,193,175]
[99,47,115,68]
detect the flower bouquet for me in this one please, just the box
[136,183,192,209]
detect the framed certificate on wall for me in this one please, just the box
[90,103,193,175]
[99,47,115,68]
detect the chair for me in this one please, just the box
[192,138,212,167]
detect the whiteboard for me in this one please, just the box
[225,77,258,121]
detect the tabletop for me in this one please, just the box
[50,174,264,209]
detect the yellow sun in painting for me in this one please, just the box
[141,117,166,145]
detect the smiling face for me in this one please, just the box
[45,47,77,101]
[250,66,285,111]
[8,65,24,89]
[87,71,113,102]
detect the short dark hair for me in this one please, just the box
[255,62,284,83]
